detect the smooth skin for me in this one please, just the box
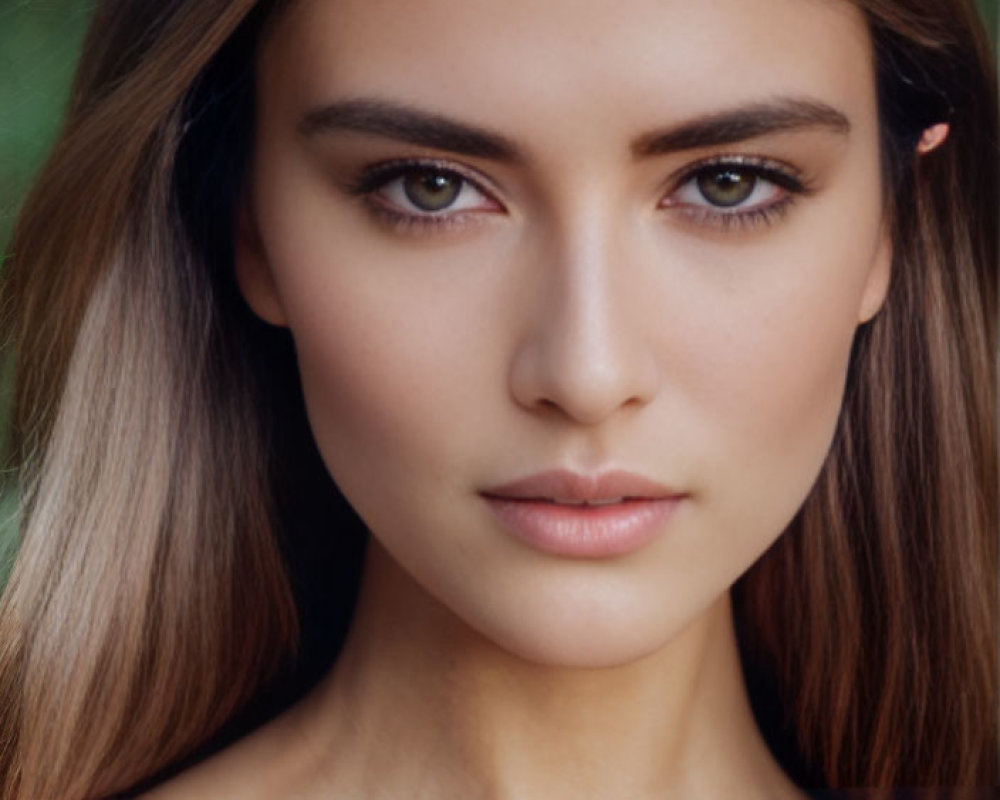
[148,0,890,797]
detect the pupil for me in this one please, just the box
[697,169,756,207]
[404,170,461,211]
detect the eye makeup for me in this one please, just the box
[342,152,812,236]
[661,153,812,233]
[345,157,505,236]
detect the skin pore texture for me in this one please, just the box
[148,0,890,797]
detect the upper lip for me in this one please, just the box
[480,469,684,504]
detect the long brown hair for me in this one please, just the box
[0,1,995,798]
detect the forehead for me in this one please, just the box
[259,0,874,145]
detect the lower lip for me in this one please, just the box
[482,496,683,558]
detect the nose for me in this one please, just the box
[507,210,661,426]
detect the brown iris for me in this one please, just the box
[403,169,462,211]
[696,168,756,207]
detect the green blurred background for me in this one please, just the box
[0,0,997,584]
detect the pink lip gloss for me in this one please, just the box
[483,497,681,557]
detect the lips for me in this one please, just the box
[483,469,680,502]
[480,469,686,558]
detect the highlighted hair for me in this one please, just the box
[0,1,995,797]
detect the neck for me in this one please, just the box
[298,542,800,800]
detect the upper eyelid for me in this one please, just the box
[353,157,506,203]
[354,152,802,186]
[666,153,804,186]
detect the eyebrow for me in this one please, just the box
[300,98,522,161]
[631,97,851,156]
[299,96,850,161]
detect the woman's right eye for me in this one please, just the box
[349,161,504,230]
[387,169,478,213]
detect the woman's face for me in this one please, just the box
[239,0,890,667]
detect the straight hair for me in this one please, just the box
[0,1,995,797]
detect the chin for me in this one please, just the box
[455,586,727,671]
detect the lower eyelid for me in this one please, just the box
[671,194,798,232]
[361,193,504,236]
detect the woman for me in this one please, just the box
[0,0,995,798]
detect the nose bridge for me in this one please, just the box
[508,192,659,424]
[549,201,623,363]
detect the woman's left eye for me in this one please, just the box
[662,158,806,229]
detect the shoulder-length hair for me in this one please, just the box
[0,1,995,797]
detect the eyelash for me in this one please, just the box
[664,155,808,232]
[346,155,809,235]
[347,158,499,235]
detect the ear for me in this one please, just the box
[916,122,949,155]
[234,197,288,326]
[857,220,892,324]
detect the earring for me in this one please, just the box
[915,122,949,154]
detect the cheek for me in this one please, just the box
[702,284,854,449]
[249,155,457,486]
[667,235,876,540]
[261,216,507,521]
[291,289,470,493]
[281,288,441,517]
